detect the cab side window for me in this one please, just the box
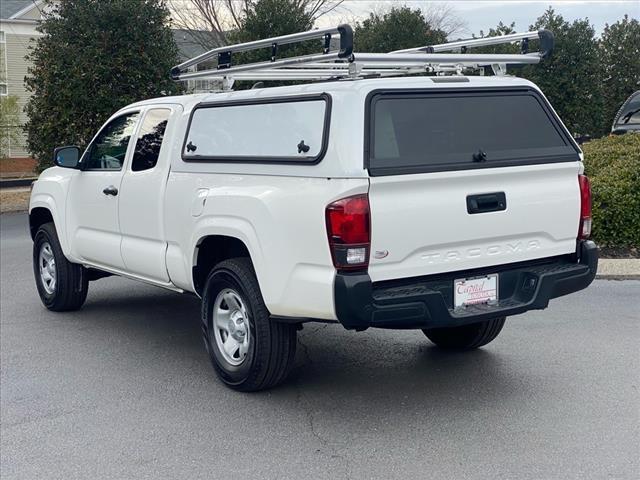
[84,113,139,170]
[131,109,171,172]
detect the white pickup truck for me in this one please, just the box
[29,28,597,391]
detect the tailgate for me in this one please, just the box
[368,163,581,282]
[365,87,582,282]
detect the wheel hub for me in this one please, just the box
[228,310,247,341]
[212,288,251,366]
[38,242,57,295]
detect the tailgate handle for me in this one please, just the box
[467,192,506,214]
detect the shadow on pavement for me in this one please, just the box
[70,283,526,411]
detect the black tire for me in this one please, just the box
[33,222,89,311]
[422,317,506,350]
[201,257,297,392]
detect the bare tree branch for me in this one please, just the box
[170,0,344,53]
[421,2,467,38]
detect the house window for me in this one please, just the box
[0,30,7,96]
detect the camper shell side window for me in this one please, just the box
[182,93,332,165]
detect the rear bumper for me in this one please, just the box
[334,240,598,331]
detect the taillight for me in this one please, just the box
[325,194,370,271]
[578,174,592,239]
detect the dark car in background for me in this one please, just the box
[611,91,640,135]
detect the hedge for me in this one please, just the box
[582,134,640,249]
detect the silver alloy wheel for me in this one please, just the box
[39,242,57,295]
[212,288,250,366]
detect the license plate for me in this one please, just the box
[454,274,498,308]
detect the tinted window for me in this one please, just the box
[132,109,171,171]
[615,96,640,126]
[183,97,328,162]
[369,92,577,174]
[84,113,139,170]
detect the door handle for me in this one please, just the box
[467,192,506,214]
[103,185,118,196]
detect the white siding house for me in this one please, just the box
[0,0,46,160]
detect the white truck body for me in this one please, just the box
[30,76,587,321]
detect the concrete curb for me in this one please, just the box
[0,178,37,189]
[596,275,640,280]
[1,206,29,214]
[596,259,640,280]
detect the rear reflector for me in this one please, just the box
[578,174,592,239]
[326,194,370,270]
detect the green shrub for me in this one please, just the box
[582,134,640,248]
[25,0,180,172]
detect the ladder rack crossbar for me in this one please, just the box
[189,69,414,82]
[392,31,540,54]
[176,52,342,81]
[352,52,542,65]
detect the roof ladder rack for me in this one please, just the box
[391,29,554,58]
[170,24,354,81]
[170,25,554,88]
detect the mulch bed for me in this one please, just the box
[598,246,639,259]
[0,158,37,178]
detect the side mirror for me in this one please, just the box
[53,146,81,169]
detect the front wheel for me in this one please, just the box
[33,222,88,311]
[201,258,297,392]
[422,317,506,350]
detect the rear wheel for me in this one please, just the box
[33,222,88,311]
[422,317,506,350]
[201,258,297,392]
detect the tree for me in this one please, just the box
[520,8,604,138]
[25,0,181,171]
[221,0,321,88]
[234,0,313,44]
[354,6,447,53]
[600,14,640,130]
[422,3,466,39]
[479,21,516,39]
[170,0,246,49]
[0,96,22,161]
[475,21,519,54]
[170,0,344,50]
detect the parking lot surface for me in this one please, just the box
[1,212,639,479]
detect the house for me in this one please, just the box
[173,28,220,94]
[0,0,46,171]
[0,2,220,172]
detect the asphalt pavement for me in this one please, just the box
[1,212,639,480]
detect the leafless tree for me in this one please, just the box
[340,1,467,41]
[169,0,344,51]
[420,2,467,38]
[169,0,244,50]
